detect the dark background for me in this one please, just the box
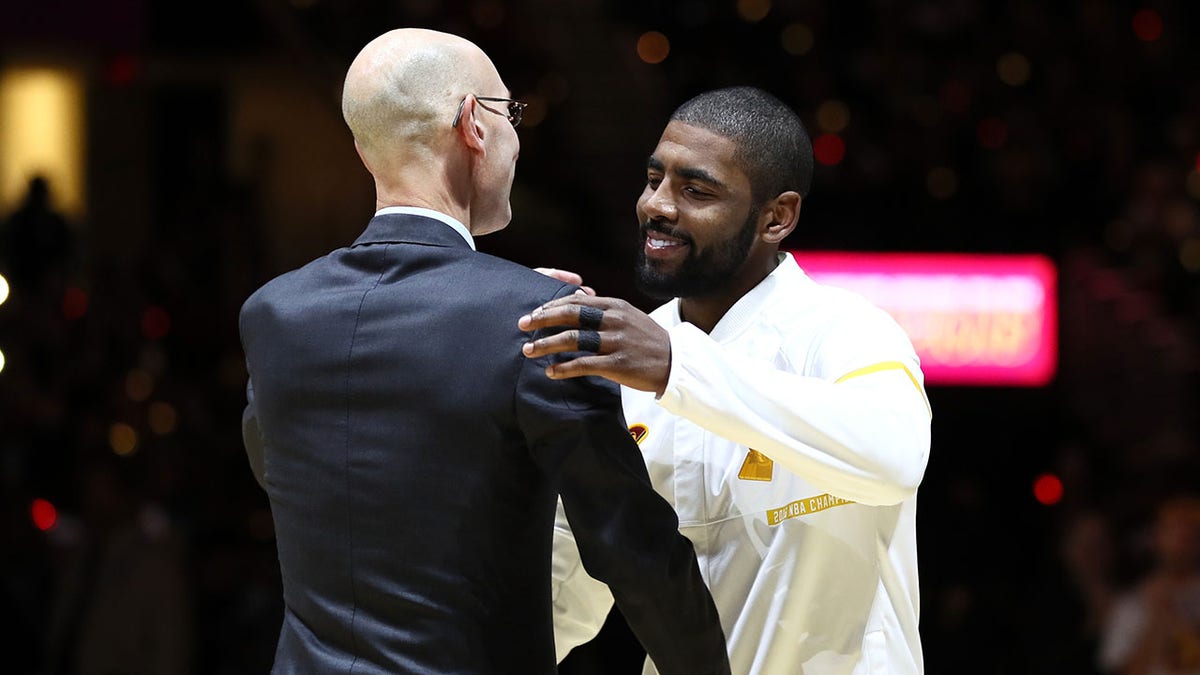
[1,1,1198,673]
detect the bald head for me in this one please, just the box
[342,29,499,170]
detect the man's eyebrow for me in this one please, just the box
[678,166,725,190]
[646,156,726,190]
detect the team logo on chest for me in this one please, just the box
[628,423,649,445]
[738,449,774,481]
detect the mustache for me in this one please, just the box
[640,220,693,245]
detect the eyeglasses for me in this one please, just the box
[452,95,528,128]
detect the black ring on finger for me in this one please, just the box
[577,329,601,353]
[578,305,604,330]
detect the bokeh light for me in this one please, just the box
[781,23,814,55]
[105,54,139,86]
[62,286,87,320]
[927,167,959,200]
[637,32,670,64]
[149,401,179,436]
[977,117,1008,149]
[939,80,971,114]
[815,100,850,134]
[0,66,86,219]
[125,369,154,402]
[1033,473,1064,506]
[0,346,6,375]
[1132,9,1163,42]
[737,0,771,23]
[0,273,8,306]
[31,498,57,531]
[1180,238,1200,273]
[996,52,1031,87]
[109,422,139,456]
[141,305,171,340]
[812,133,845,166]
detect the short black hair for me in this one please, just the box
[670,86,814,202]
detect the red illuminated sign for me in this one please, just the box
[790,251,1057,386]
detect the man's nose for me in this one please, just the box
[641,184,677,221]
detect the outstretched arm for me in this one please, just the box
[520,294,931,506]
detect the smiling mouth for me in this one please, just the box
[647,234,685,249]
[642,228,689,259]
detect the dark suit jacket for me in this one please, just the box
[239,213,728,675]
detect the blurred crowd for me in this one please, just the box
[0,172,280,673]
[1,1,1199,673]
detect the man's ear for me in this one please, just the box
[760,191,802,243]
[455,97,487,154]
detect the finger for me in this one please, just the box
[580,285,596,296]
[535,293,616,314]
[578,306,604,331]
[522,330,592,358]
[545,354,610,380]
[576,329,601,353]
[518,304,586,332]
[519,295,616,331]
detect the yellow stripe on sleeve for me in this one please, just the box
[834,361,931,417]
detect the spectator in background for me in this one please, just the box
[42,454,192,675]
[0,175,77,294]
[1022,508,1120,674]
[1100,495,1200,674]
[1063,511,1121,654]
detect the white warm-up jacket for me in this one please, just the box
[552,253,932,675]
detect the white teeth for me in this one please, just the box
[649,238,678,248]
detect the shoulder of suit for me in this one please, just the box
[466,250,575,300]
[238,252,333,323]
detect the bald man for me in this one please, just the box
[238,29,729,675]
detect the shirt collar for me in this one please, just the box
[665,252,804,342]
[374,206,475,250]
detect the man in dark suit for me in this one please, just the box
[238,28,729,675]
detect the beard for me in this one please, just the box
[635,207,759,300]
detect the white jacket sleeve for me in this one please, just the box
[551,498,614,662]
[658,321,931,506]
